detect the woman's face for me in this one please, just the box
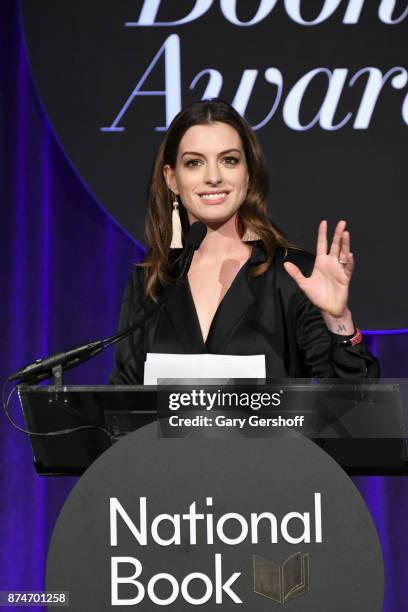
[164,122,249,227]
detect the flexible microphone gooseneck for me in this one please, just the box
[8,222,207,383]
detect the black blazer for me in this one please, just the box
[110,243,379,384]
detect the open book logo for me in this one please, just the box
[253,553,310,604]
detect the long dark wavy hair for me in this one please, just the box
[141,98,291,300]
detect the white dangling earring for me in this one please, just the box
[170,196,183,248]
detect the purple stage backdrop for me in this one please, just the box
[1,2,407,610]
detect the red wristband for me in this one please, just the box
[350,328,363,346]
[333,327,363,347]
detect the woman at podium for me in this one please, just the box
[110,99,379,384]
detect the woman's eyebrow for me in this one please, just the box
[181,148,242,157]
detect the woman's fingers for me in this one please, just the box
[316,220,328,256]
[344,252,355,278]
[329,220,347,257]
[338,230,351,265]
[283,261,307,290]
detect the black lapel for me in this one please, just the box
[156,248,205,353]
[206,241,267,353]
[163,279,206,353]
[205,267,254,353]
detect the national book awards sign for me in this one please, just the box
[47,424,383,610]
[22,0,408,328]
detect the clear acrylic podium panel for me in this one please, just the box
[18,380,408,476]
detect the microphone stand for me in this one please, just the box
[8,222,207,386]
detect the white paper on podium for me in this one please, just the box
[143,353,266,385]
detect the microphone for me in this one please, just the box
[8,222,207,383]
[176,221,207,281]
[7,342,104,383]
[186,220,207,247]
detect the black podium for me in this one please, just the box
[18,382,408,476]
